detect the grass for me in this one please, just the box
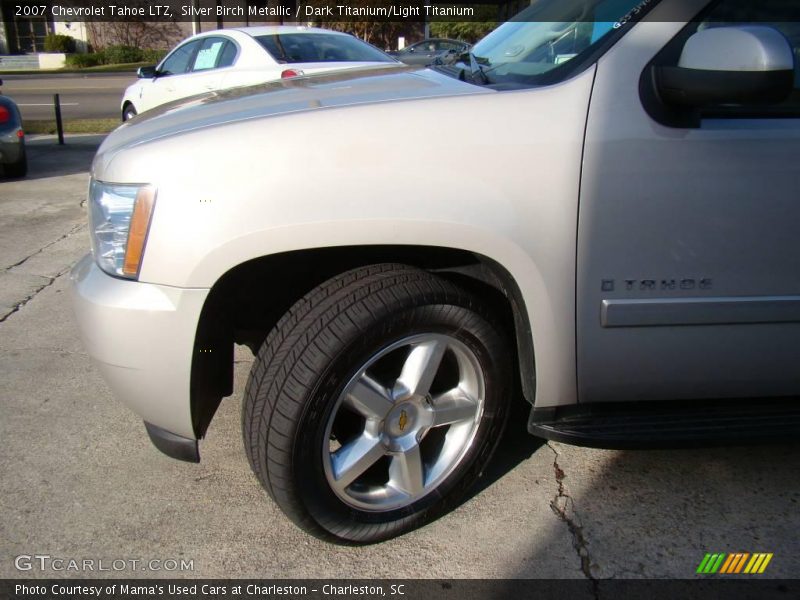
[24,118,118,135]
[0,62,147,76]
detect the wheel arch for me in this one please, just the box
[190,245,535,439]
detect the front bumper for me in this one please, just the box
[70,254,209,440]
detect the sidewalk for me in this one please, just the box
[21,133,105,180]
[0,134,98,320]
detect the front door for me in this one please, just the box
[139,38,203,113]
[577,0,800,403]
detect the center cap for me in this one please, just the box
[381,399,435,451]
[398,409,410,432]
[386,402,419,438]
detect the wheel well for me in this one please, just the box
[121,101,134,118]
[190,246,534,438]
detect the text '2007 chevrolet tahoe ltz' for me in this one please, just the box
[71,0,800,543]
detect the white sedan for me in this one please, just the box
[120,26,400,120]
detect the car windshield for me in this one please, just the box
[255,33,395,64]
[470,0,656,84]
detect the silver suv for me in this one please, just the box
[71,0,800,543]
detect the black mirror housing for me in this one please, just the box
[137,66,158,79]
[654,65,794,108]
[643,25,796,128]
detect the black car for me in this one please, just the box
[0,80,27,178]
[389,38,470,66]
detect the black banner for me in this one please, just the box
[2,0,798,24]
[1,579,799,600]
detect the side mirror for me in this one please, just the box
[137,66,158,79]
[654,26,794,109]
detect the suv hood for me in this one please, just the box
[100,65,489,157]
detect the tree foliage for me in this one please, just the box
[84,0,182,51]
[429,21,498,43]
[44,34,76,53]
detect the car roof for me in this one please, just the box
[227,26,350,37]
[414,38,466,44]
[181,26,354,47]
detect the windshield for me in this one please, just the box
[255,33,395,64]
[470,0,655,84]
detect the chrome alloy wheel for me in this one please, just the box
[322,333,486,512]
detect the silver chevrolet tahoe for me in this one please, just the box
[71,0,800,543]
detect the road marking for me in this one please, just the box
[4,84,128,90]
[17,102,79,106]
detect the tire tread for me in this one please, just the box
[242,263,508,542]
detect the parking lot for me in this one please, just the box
[1,137,799,582]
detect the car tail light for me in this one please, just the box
[281,69,304,78]
[0,106,9,124]
[17,129,24,138]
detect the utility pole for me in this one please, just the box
[192,0,200,35]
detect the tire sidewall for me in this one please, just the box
[6,146,27,178]
[293,301,511,540]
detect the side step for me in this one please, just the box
[529,398,800,450]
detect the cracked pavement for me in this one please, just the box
[548,442,598,592]
[0,138,92,323]
[1,136,799,584]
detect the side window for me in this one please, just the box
[191,37,235,72]
[218,40,238,68]
[160,40,201,76]
[409,41,433,53]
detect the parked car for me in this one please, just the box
[0,80,26,178]
[120,26,400,120]
[74,0,800,545]
[389,38,470,66]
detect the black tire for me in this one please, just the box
[4,145,27,178]
[122,104,137,121]
[242,263,512,543]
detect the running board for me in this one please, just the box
[529,398,800,449]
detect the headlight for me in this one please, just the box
[88,179,156,279]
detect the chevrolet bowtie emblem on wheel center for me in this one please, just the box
[398,410,409,432]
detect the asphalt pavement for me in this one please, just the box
[0,74,132,120]
[0,136,799,583]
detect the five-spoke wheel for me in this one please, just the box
[122,104,138,121]
[324,334,485,511]
[243,264,511,543]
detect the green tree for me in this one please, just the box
[429,21,498,43]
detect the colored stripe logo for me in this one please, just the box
[696,553,773,574]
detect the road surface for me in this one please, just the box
[0,73,132,120]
